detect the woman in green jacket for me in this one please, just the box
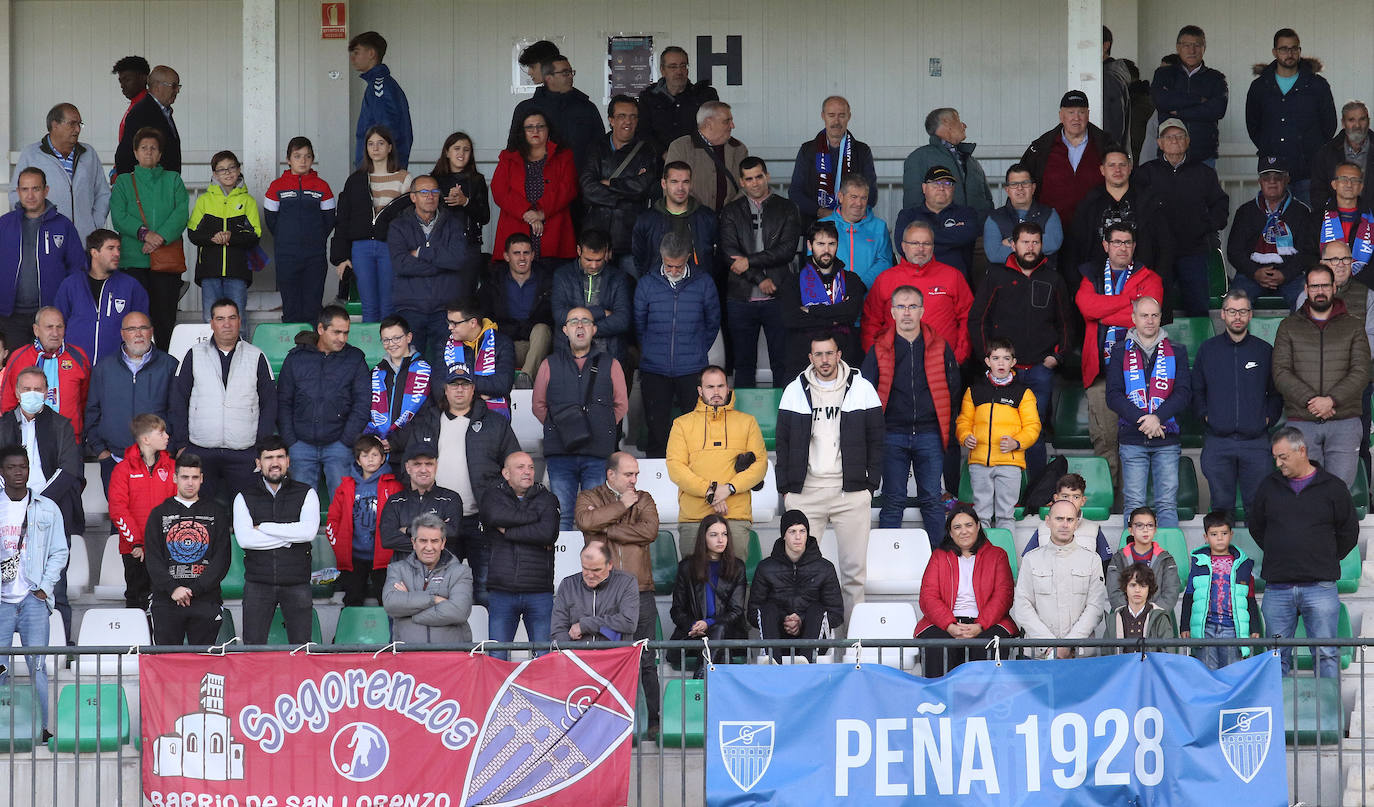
[187,150,262,323]
[111,126,189,349]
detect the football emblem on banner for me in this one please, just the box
[719,721,774,792]
[1219,706,1271,783]
[330,722,389,782]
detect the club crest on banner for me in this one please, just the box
[1219,707,1271,783]
[718,721,773,792]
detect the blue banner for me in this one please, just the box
[706,652,1286,806]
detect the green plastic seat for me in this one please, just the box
[250,322,313,375]
[660,679,705,748]
[1119,527,1190,587]
[1229,527,1265,592]
[1038,456,1112,520]
[1167,316,1215,360]
[1141,455,1199,521]
[732,388,784,450]
[0,682,42,752]
[222,538,245,600]
[746,529,763,583]
[1352,459,1370,520]
[213,607,237,645]
[984,528,1018,579]
[334,606,391,644]
[957,463,1026,520]
[311,533,337,599]
[1051,384,1092,450]
[652,530,679,595]
[265,606,323,646]
[1338,548,1362,594]
[1283,677,1345,745]
[1248,316,1284,345]
[1293,603,1354,670]
[349,326,387,369]
[50,684,131,752]
[1206,249,1226,309]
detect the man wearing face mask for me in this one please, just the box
[233,437,320,645]
[0,366,83,642]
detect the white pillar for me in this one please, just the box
[242,0,277,220]
[1066,0,1104,128]
[0,0,12,185]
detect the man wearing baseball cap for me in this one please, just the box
[1226,154,1318,309]
[892,166,980,278]
[1019,90,1111,253]
[377,442,463,564]
[1132,118,1230,316]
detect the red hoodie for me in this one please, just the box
[861,259,973,362]
[109,444,176,554]
[326,473,403,572]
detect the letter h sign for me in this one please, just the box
[696,35,743,86]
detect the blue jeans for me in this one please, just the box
[1261,581,1341,678]
[1199,620,1243,670]
[1228,271,1304,310]
[1018,364,1055,477]
[880,431,944,536]
[547,455,606,530]
[395,308,448,372]
[1289,178,1312,208]
[0,593,51,730]
[1174,252,1210,317]
[487,590,554,661]
[1119,442,1180,526]
[726,298,786,388]
[201,277,248,323]
[289,440,353,501]
[351,239,393,322]
[1201,435,1272,518]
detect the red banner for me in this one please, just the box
[141,647,641,806]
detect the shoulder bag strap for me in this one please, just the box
[607,141,645,181]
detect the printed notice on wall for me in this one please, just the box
[607,35,655,98]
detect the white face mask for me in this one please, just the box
[18,390,45,415]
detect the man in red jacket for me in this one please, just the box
[109,413,176,610]
[326,435,403,606]
[1075,222,1163,488]
[0,307,90,439]
[861,220,973,362]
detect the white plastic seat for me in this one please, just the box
[507,389,544,456]
[636,458,679,524]
[468,605,489,643]
[167,323,213,368]
[751,461,779,524]
[864,529,932,596]
[82,462,107,518]
[842,603,919,670]
[91,535,125,600]
[76,607,150,676]
[554,530,584,587]
[65,534,90,594]
[819,529,839,563]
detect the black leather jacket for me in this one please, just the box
[669,558,748,638]
[578,136,660,252]
[717,193,803,301]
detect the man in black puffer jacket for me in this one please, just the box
[480,451,559,660]
[277,305,371,501]
[747,510,844,661]
[579,95,660,272]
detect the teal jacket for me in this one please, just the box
[1181,545,1260,656]
[110,165,189,270]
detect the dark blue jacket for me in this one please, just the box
[551,260,634,361]
[631,198,718,279]
[1150,62,1229,161]
[263,170,336,257]
[83,346,177,456]
[633,268,720,377]
[1106,335,1192,446]
[1245,60,1337,179]
[1191,332,1282,441]
[54,270,149,366]
[387,208,480,314]
[356,64,413,169]
[0,203,86,316]
[277,340,371,447]
[893,203,980,276]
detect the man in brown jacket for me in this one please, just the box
[664,101,749,212]
[574,450,661,736]
[1272,260,1371,486]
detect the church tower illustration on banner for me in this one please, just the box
[152,672,246,780]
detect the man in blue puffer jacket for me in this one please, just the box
[277,305,372,500]
[633,231,720,458]
[83,309,176,492]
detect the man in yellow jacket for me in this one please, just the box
[666,365,768,558]
[955,336,1041,526]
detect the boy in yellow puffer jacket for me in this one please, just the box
[956,337,1041,526]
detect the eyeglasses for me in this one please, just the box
[1322,256,1355,266]
[1106,239,1135,247]
[1221,307,1253,316]
[891,304,923,312]
[523,123,548,132]
[412,189,441,196]
[1159,133,1188,142]
[59,119,84,129]
[1334,176,1363,185]
[1005,180,1034,189]
[901,240,935,248]
[446,317,474,328]
[549,68,576,77]
[213,165,240,175]
[1129,522,1156,529]
[380,335,407,345]
[1275,45,1302,54]
[156,81,182,89]
[1307,282,1335,291]
[565,317,594,326]
[925,180,955,188]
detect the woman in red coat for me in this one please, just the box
[491,110,577,263]
[914,503,1017,677]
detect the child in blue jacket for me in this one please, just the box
[264,136,336,323]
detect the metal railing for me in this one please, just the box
[1,636,1367,807]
